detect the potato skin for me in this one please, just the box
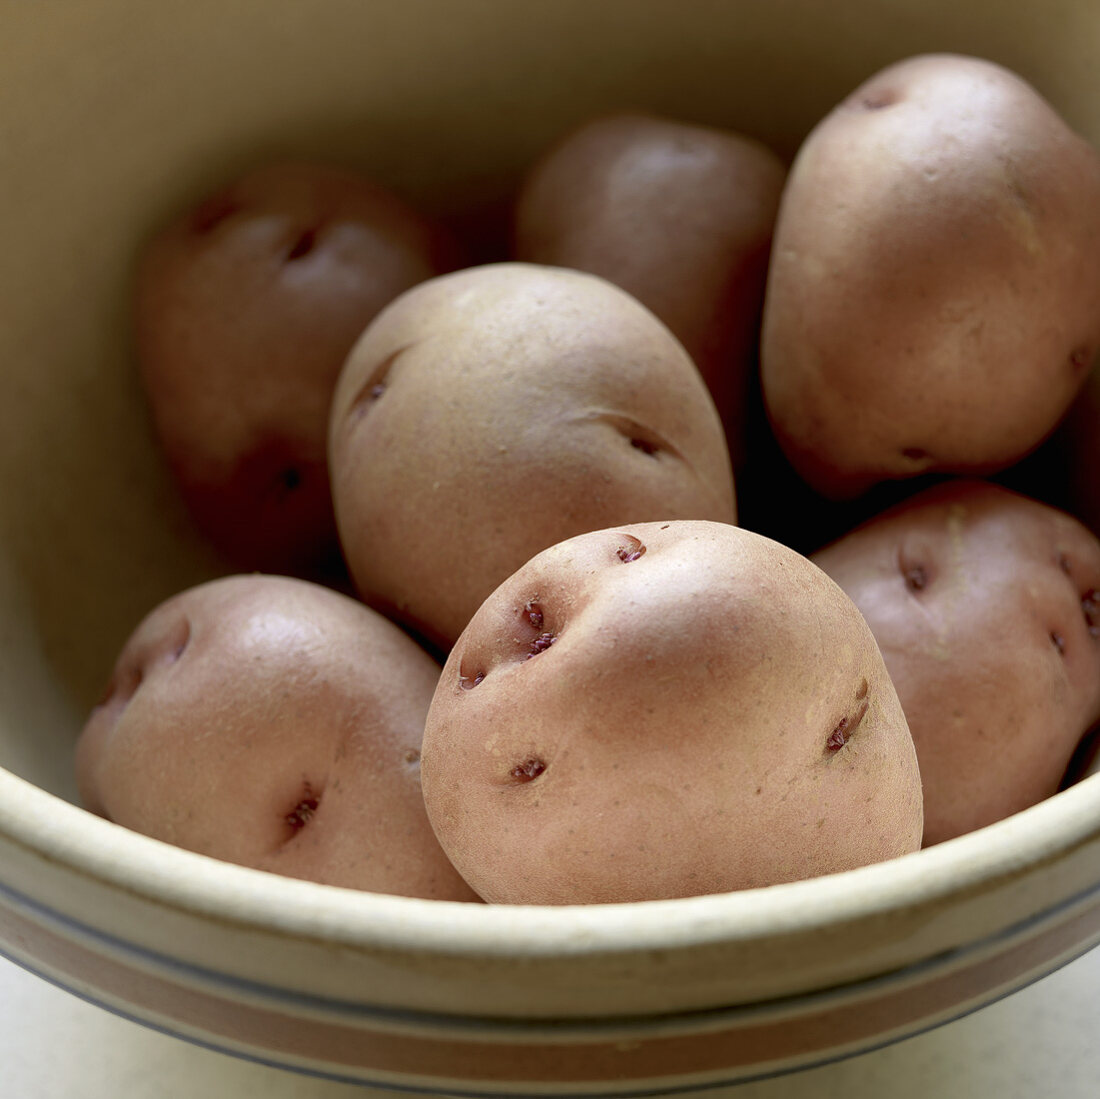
[813,481,1100,846]
[75,575,479,901]
[328,263,736,650]
[762,54,1100,499]
[514,112,785,466]
[421,520,922,904]
[135,160,459,577]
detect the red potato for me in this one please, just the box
[75,575,479,901]
[135,160,459,577]
[328,263,736,651]
[812,481,1100,846]
[421,520,922,905]
[762,54,1100,499]
[513,112,785,465]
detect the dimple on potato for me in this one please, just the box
[762,53,1100,499]
[135,160,460,577]
[513,111,786,466]
[813,480,1100,846]
[420,520,922,905]
[328,262,736,651]
[75,575,479,901]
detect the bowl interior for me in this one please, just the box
[1,0,1099,947]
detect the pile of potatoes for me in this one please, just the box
[76,53,1100,905]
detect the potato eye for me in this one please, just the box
[1070,346,1094,373]
[509,758,546,782]
[190,193,238,233]
[286,227,317,261]
[1051,631,1067,656]
[524,633,556,659]
[1082,590,1100,638]
[903,563,928,592]
[616,534,647,563]
[284,782,320,832]
[348,345,413,420]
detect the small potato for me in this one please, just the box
[136,160,459,577]
[813,481,1100,846]
[328,263,735,650]
[762,54,1100,499]
[75,575,479,901]
[513,112,785,465]
[421,520,922,905]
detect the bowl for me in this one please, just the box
[3,1,1100,1094]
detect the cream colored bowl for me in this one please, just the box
[3,1,1100,1094]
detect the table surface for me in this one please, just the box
[6,942,1099,1099]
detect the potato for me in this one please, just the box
[135,160,459,577]
[761,54,1100,499]
[513,112,785,465]
[328,263,736,650]
[420,520,922,904]
[812,481,1100,846]
[75,575,479,901]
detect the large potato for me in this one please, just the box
[328,263,736,650]
[513,112,785,465]
[421,520,922,905]
[762,54,1100,499]
[75,575,479,901]
[813,481,1100,846]
[136,161,458,577]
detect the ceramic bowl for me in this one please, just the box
[2,1,1099,1094]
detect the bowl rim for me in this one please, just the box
[2,764,1099,958]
